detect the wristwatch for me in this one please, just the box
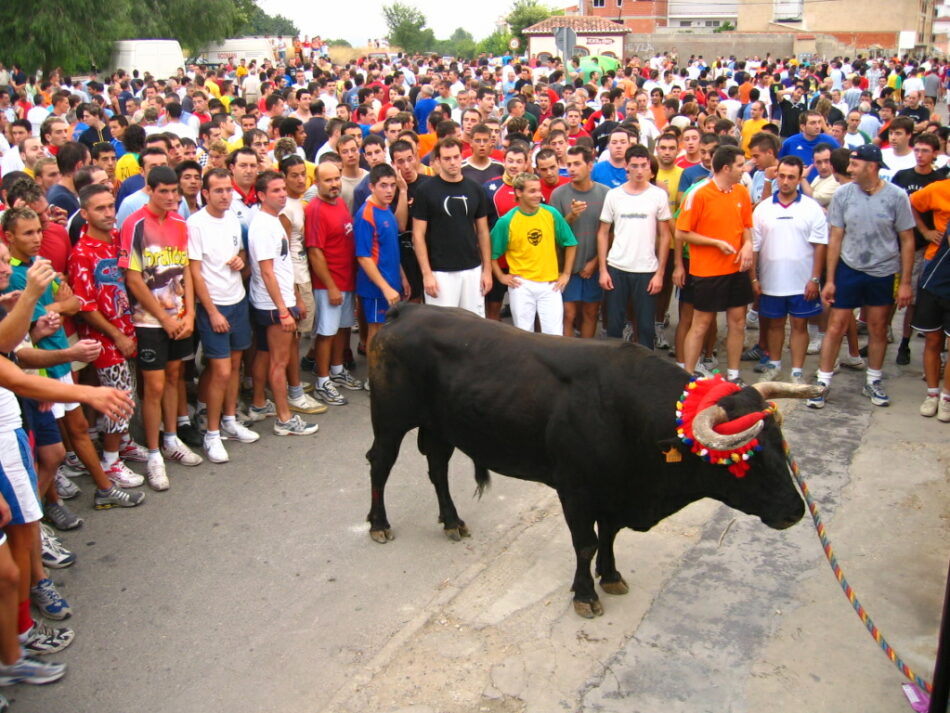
[809,277,820,284]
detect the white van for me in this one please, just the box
[196,37,274,65]
[110,39,185,79]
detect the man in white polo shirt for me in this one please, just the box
[750,156,828,384]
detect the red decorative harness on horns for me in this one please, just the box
[675,374,776,478]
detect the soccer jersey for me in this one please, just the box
[676,179,753,278]
[5,259,71,378]
[752,192,828,296]
[304,197,356,292]
[118,204,190,328]
[490,204,577,283]
[68,227,136,368]
[355,201,401,299]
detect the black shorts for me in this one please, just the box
[911,288,950,337]
[136,327,194,371]
[677,257,694,305]
[692,272,754,313]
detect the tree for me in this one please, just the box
[477,29,513,58]
[506,0,555,46]
[234,0,299,37]
[0,0,129,75]
[382,2,433,54]
[326,39,353,48]
[128,0,242,52]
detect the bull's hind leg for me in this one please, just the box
[556,487,603,618]
[595,520,629,595]
[418,428,469,541]
[367,433,407,543]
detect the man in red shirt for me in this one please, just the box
[675,127,703,169]
[535,148,569,202]
[564,105,590,145]
[305,162,363,406]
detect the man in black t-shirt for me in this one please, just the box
[776,84,808,138]
[411,137,491,317]
[898,93,931,133]
[391,139,430,301]
[889,132,947,365]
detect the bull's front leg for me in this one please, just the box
[367,434,403,543]
[556,486,602,618]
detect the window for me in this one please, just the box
[679,20,692,26]
[705,20,719,26]
[617,0,623,6]
[592,0,605,7]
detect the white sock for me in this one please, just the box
[791,367,803,377]
[330,364,344,376]
[222,414,236,425]
[205,430,220,441]
[196,400,207,414]
[769,360,781,369]
[867,368,882,384]
[927,387,939,397]
[148,449,162,463]
[162,432,178,449]
[727,368,740,380]
[176,416,190,428]
[102,450,119,466]
[817,370,834,385]
[317,375,330,387]
[676,362,685,370]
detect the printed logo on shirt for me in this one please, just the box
[527,228,543,246]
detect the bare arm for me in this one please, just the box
[357,256,400,304]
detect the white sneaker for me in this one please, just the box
[146,459,169,491]
[654,324,670,350]
[102,459,145,488]
[806,335,822,355]
[220,419,260,443]
[790,372,805,385]
[203,436,229,464]
[288,392,328,414]
[939,397,950,423]
[756,365,781,383]
[746,310,759,329]
[161,436,203,466]
[839,354,866,370]
[921,394,939,417]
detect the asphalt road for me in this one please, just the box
[8,328,950,713]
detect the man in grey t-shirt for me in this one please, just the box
[808,145,915,410]
[549,145,609,338]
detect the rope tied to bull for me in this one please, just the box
[785,440,933,695]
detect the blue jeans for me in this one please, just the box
[605,266,656,349]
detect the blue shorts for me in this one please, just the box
[0,429,42,526]
[196,299,252,358]
[313,290,356,336]
[362,297,390,324]
[833,261,894,310]
[252,306,300,352]
[758,293,823,319]
[562,273,603,303]
[21,399,62,448]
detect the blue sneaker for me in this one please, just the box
[753,353,772,373]
[741,344,766,362]
[862,379,890,407]
[0,655,66,686]
[30,578,71,621]
[806,380,829,409]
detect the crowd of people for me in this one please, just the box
[0,46,947,705]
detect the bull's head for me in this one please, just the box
[691,381,824,530]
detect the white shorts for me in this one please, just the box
[424,265,485,317]
[508,278,564,336]
[51,372,80,420]
[313,289,356,336]
[0,429,42,526]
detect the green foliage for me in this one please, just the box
[433,28,477,59]
[0,0,127,74]
[234,0,299,37]
[713,21,736,33]
[326,39,353,48]
[477,30,513,57]
[129,0,242,52]
[382,2,434,54]
[506,0,555,46]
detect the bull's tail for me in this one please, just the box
[474,464,491,499]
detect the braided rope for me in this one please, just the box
[785,441,933,694]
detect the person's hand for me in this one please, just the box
[554,273,570,292]
[88,387,135,423]
[896,282,912,309]
[480,269,492,297]
[751,279,762,298]
[599,269,614,291]
[327,286,343,306]
[927,228,943,244]
[735,242,753,270]
[821,282,836,305]
[672,264,685,288]
[383,286,400,306]
[502,273,522,289]
[0,494,11,528]
[0,291,22,310]
[804,279,819,302]
[24,257,56,299]
[114,333,136,358]
[227,255,245,272]
[162,316,182,339]
[54,279,74,302]
[764,164,778,180]
[295,297,307,321]
[70,338,102,363]
[177,316,194,340]
[423,272,439,298]
[402,275,412,300]
[209,308,230,334]
[716,240,737,256]
[647,272,663,295]
[569,199,588,219]
[578,258,596,280]
[32,311,62,339]
[48,205,68,226]
[395,172,408,193]
[279,311,296,332]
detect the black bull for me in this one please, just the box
[365,304,820,618]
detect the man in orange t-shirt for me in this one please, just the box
[675,144,754,380]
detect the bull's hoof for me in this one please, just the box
[370,528,394,543]
[600,576,629,595]
[444,523,471,541]
[573,599,605,618]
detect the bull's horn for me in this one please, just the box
[692,405,765,452]
[753,382,826,400]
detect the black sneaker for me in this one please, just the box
[176,424,204,449]
[858,345,869,358]
[342,347,356,371]
[300,355,316,372]
[896,345,911,365]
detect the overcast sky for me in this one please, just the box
[256,0,519,48]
